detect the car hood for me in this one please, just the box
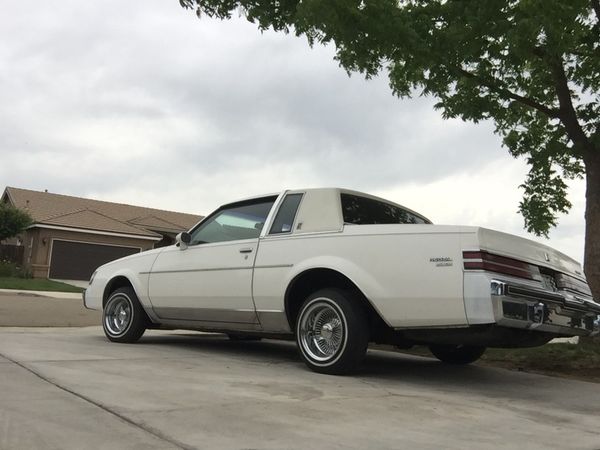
[96,245,169,272]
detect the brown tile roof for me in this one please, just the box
[3,187,202,238]
[44,209,162,238]
[128,215,188,232]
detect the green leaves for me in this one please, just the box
[519,161,573,237]
[180,0,599,235]
[0,203,32,242]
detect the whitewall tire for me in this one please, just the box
[102,287,147,343]
[296,288,369,374]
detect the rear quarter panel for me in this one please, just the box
[253,225,471,329]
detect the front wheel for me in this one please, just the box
[103,287,147,343]
[429,344,486,365]
[296,288,369,375]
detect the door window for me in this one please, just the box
[190,197,276,244]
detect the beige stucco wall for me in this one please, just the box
[26,227,156,279]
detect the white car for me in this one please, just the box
[84,188,599,374]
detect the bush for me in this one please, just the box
[0,261,32,278]
[0,203,32,241]
[579,334,600,347]
[0,261,16,277]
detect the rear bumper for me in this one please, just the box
[492,280,600,336]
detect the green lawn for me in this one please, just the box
[390,339,600,383]
[478,341,600,382]
[0,277,84,293]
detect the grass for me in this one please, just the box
[0,277,84,293]
[479,341,600,382]
[390,340,600,383]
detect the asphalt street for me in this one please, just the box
[1,327,599,450]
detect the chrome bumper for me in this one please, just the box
[82,289,91,310]
[491,280,600,336]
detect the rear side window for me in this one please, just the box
[270,193,303,234]
[341,194,427,225]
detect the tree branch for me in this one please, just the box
[592,0,600,23]
[454,67,560,118]
[547,56,591,154]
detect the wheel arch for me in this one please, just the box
[283,267,389,334]
[103,275,137,308]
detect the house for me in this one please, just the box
[1,187,202,280]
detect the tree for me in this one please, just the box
[0,203,32,242]
[180,0,600,299]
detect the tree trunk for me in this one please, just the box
[583,150,600,302]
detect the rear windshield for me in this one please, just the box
[341,194,428,225]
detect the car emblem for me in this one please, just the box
[429,257,453,267]
[544,252,550,262]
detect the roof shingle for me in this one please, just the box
[3,187,202,238]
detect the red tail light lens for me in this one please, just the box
[463,251,541,281]
[555,273,592,296]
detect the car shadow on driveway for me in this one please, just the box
[122,331,516,380]
[132,332,452,374]
[134,332,301,364]
[87,331,600,415]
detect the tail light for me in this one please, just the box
[555,273,592,296]
[463,250,542,281]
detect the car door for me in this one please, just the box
[148,196,277,324]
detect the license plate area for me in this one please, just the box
[541,274,558,292]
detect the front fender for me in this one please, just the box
[85,249,162,312]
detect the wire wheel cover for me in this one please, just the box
[299,300,345,362]
[104,295,132,336]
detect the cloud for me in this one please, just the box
[378,158,586,261]
[0,0,587,263]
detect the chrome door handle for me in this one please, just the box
[239,248,253,254]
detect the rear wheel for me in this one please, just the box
[429,344,486,365]
[103,287,147,343]
[296,288,369,375]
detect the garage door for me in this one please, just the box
[49,240,140,280]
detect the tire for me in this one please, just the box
[227,334,262,341]
[428,344,486,365]
[296,288,369,375]
[102,287,147,343]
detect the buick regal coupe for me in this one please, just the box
[84,188,599,374]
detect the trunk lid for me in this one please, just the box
[476,227,585,282]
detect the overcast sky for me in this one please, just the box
[0,0,587,262]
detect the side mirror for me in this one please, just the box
[175,232,192,250]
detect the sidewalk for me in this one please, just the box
[49,279,89,289]
[0,288,82,299]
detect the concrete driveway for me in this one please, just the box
[1,327,599,449]
[0,292,100,327]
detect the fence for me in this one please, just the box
[0,245,24,264]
